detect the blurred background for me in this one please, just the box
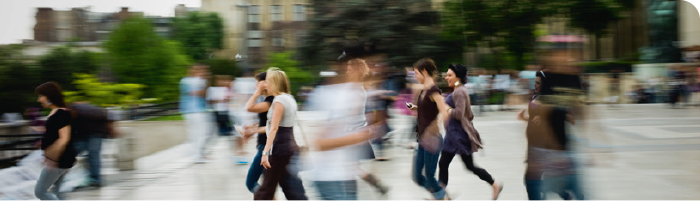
[0,0,699,200]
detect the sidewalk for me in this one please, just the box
[64,104,700,200]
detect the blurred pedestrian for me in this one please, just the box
[207,75,233,137]
[242,72,273,193]
[518,71,584,200]
[308,60,386,199]
[439,64,504,200]
[34,82,78,200]
[180,64,213,163]
[406,58,449,200]
[254,67,308,200]
[71,101,110,188]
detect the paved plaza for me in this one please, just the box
[65,104,700,200]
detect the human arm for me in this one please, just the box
[261,102,284,169]
[245,85,272,113]
[517,109,529,121]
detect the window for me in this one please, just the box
[293,5,306,21]
[248,5,261,23]
[270,5,282,22]
[248,39,262,47]
[272,38,284,47]
[247,30,263,38]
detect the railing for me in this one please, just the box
[0,134,43,166]
[128,102,180,120]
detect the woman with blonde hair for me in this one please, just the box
[254,67,308,200]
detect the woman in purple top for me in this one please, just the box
[439,64,503,200]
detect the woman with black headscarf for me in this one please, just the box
[439,64,503,200]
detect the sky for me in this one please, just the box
[0,0,201,44]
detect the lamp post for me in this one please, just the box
[236,1,251,74]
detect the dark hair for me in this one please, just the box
[413,58,437,77]
[255,71,267,81]
[35,82,67,108]
[448,63,468,84]
[536,71,554,95]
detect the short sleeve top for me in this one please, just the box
[267,93,297,130]
[42,109,77,169]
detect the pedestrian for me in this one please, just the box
[406,58,449,200]
[34,82,78,200]
[71,101,110,188]
[439,64,504,200]
[254,67,308,200]
[308,60,384,200]
[207,75,233,137]
[518,71,584,200]
[180,64,213,163]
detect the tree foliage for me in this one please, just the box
[299,0,456,70]
[38,47,100,90]
[104,16,191,101]
[64,73,147,107]
[442,0,635,70]
[204,58,241,78]
[0,45,40,113]
[173,12,224,61]
[268,51,315,96]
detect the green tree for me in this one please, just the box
[38,46,74,89]
[300,0,448,70]
[204,58,241,78]
[568,0,621,59]
[268,51,314,96]
[173,12,224,61]
[0,45,40,113]
[104,16,191,101]
[442,0,634,70]
[38,47,101,90]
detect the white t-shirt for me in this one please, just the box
[206,86,230,112]
[308,82,367,181]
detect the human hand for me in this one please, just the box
[261,155,271,169]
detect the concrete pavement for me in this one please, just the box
[64,104,700,200]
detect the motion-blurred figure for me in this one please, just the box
[253,67,308,200]
[71,101,110,188]
[439,64,503,200]
[406,58,448,200]
[179,64,212,163]
[207,75,233,137]
[33,82,78,200]
[308,58,388,199]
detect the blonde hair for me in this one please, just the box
[347,58,370,78]
[266,67,291,95]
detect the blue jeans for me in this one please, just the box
[35,167,68,200]
[246,145,265,193]
[315,180,357,200]
[412,143,445,199]
[525,174,584,200]
[73,135,103,185]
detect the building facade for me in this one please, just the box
[32,7,179,42]
[202,0,310,70]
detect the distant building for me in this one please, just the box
[175,4,200,18]
[201,0,310,70]
[34,7,146,42]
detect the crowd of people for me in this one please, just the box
[30,43,591,200]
